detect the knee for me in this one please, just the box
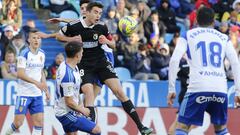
[33,117,43,126]
[176,122,190,132]
[92,125,101,134]
[13,121,23,129]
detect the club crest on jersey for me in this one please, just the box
[40,56,43,62]
[19,106,23,112]
[93,34,98,40]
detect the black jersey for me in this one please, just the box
[60,18,109,62]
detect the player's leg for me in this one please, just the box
[176,93,208,135]
[79,65,96,122]
[29,96,44,135]
[81,83,95,122]
[98,59,152,134]
[5,96,31,135]
[206,92,229,135]
[75,116,101,135]
[104,78,152,134]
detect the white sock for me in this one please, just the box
[32,126,42,135]
[5,123,17,135]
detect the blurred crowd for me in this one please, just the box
[0,0,240,81]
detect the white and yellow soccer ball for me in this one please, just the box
[118,16,138,36]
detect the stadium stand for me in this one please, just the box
[21,0,64,67]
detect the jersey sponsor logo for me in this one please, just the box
[27,63,44,68]
[82,41,98,48]
[93,34,98,40]
[199,71,224,77]
[196,95,225,104]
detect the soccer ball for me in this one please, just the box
[118,16,138,36]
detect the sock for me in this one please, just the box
[87,106,96,122]
[175,128,188,135]
[5,123,17,135]
[121,100,143,130]
[215,128,229,135]
[32,126,42,135]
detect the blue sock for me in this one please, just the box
[11,123,17,131]
[175,128,188,135]
[215,128,229,135]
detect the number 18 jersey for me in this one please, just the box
[169,27,240,94]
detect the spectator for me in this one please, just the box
[158,0,180,34]
[212,0,233,22]
[144,10,166,43]
[188,0,210,29]
[0,0,22,30]
[1,48,17,79]
[218,21,229,35]
[133,44,159,80]
[222,0,240,22]
[8,33,26,56]
[129,8,146,43]
[103,6,118,34]
[0,25,15,59]
[151,43,171,80]
[47,52,65,79]
[120,33,141,75]
[115,0,129,20]
[137,0,151,23]
[227,11,240,27]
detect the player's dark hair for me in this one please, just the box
[86,1,104,11]
[65,41,83,58]
[80,0,90,6]
[197,7,215,27]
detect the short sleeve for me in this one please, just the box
[61,82,74,97]
[17,56,26,68]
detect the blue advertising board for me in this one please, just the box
[0,79,236,108]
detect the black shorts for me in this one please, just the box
[78,57,117,86]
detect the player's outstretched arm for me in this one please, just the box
[48,18,75,24]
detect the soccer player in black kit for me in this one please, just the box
[51,2,153,135]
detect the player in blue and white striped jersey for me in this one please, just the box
[54,41,101,135]
[168,7,240,135]
[6,29,50,135]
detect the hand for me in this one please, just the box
[36,32,50,38]
[47,18,62,23]
[167,92,176,107]
[81,107,90,117]
[98,35,108,44]
[35,82,48,92]
[234,96,240,108]
[70,35,82,42]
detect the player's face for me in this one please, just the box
[28,33,41,50]
[87,7,103,24]
[80,3,88,17]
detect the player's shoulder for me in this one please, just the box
[68,19,81,26]
[38,49,45,55]
[19,47,30,58]
[59,62,75,83]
